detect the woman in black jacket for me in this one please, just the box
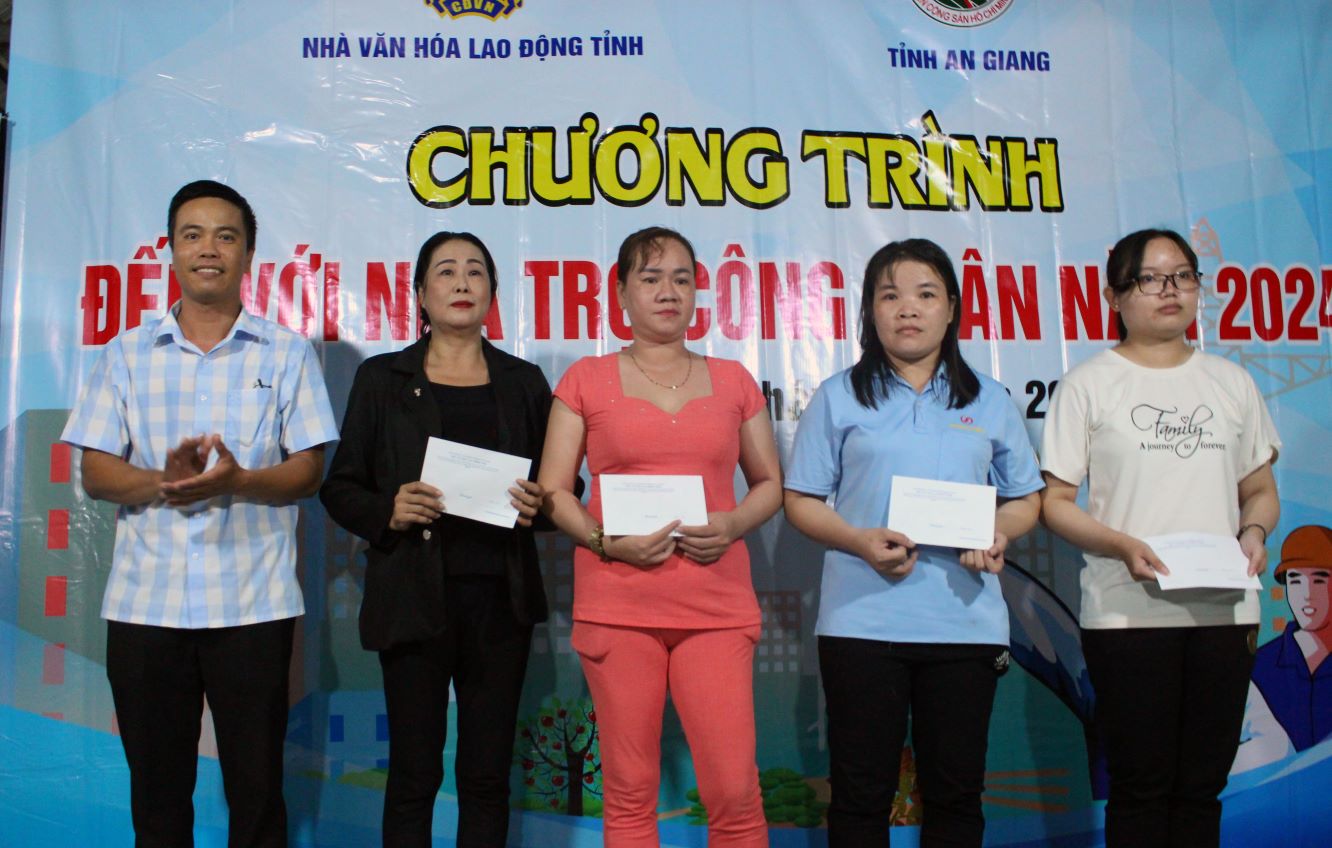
[320,231,551,848]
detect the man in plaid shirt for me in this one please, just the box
[61,180,339,847]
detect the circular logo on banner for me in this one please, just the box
[425,0,524,22]
[911,0,1018,28]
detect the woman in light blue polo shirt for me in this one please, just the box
[784,238,1043,847]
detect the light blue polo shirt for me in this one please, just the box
[785,366,1042,645]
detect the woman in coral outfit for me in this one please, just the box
[539,226,782,847]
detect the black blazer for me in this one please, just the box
[320,336,552,651]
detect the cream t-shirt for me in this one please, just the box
[1042,349,1281,629]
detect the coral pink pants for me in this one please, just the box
[572,621,768,847]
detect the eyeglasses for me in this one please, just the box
[1130,270,1205,295]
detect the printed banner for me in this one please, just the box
[2,1,1329,844]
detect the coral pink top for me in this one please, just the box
[554,353,766,628]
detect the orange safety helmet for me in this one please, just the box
[1274,525,1332,584]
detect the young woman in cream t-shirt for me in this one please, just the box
[1041,228,1280,848]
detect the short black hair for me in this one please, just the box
[849,238,980,410]
[167,180,257,251]
[615,226,697,282]
[1105,228,1198,340]
[413,231,499,329]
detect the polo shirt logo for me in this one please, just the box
[949,421,985,434]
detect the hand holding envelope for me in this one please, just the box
[958,531,1009,574]
[886,475,998,551]
[599,475,708,567]
[853,527,919,577]
[508,478,546,527]
[600,475,707,535]
[389,480,445,531]
[676,512,741,565]
[418,437,535,529]
[1113,535,1171,582]
[603,521,682,568]
[1145,533,1262,590]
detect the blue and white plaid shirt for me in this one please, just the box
[61,306,339,628]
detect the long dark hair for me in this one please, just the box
[413,231,498,330]
[1105,228,1198,341]
[849,238,979,410]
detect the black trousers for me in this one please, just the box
[105,617,296,848]
[819,636,1006,848]
[1082,625,1255,848]
[378,577,533,848]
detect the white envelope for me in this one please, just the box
[419,437,533,528]
[1147,532,1262,590]
[600,474,707,536]
[887,475,996,549]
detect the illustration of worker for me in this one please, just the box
[1233,525,1332,772]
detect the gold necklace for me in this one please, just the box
[627,348,693,390]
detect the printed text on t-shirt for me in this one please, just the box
[1130,404,1225,458]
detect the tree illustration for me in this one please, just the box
[890,746,923,826]
[514,695,602,815]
